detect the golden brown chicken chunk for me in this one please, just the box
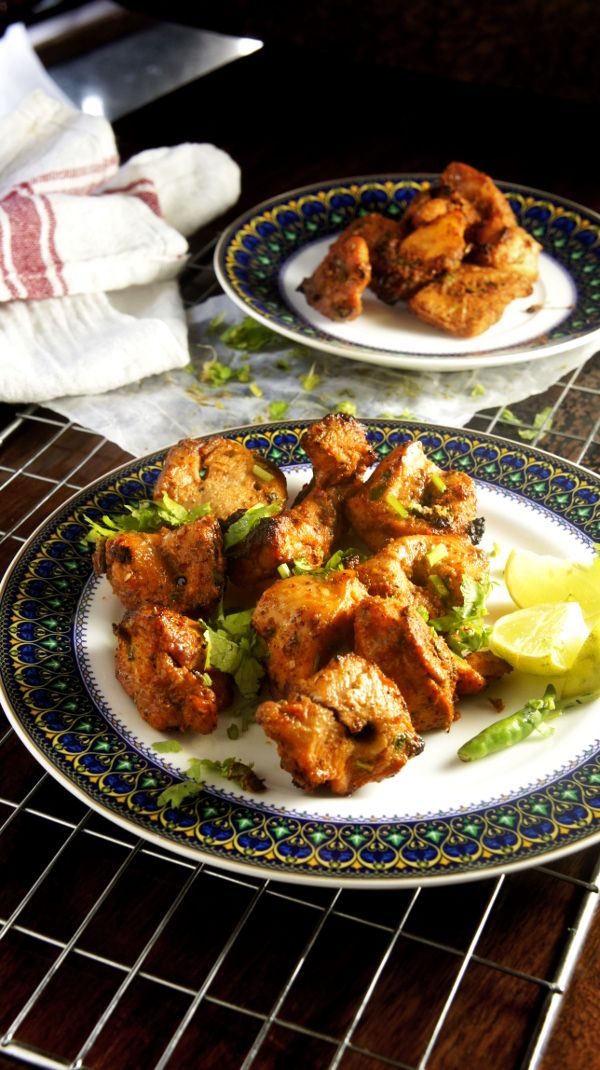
[154,436,287,520]
[228,415,372,588]
[301,232,372,321]
[301,412,375,487]
[252,570,367,696]
[358,533,489,618]
[93,515,225,617]
[408,263,534,338]
[345,439,477,550]
[470,224,542,282]
[115,605,231,734]
[454,648,512,696]
[354,597,459,732]
[440,160,517,247]
[256,652,423,794]
[369,206,469,303]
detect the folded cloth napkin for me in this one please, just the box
[0,86,241,403]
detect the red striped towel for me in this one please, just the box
[0,90,241,401]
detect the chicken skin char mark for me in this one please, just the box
[154,435,287,520]
[256,652,424,795]
[93,514,225,617]
[115,604,232,734]
[345,439,477,550]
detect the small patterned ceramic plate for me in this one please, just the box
[214,175,600,371]
[2,420,600,887]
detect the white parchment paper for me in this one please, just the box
[49,294,596,455]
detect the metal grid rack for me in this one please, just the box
[1,240,600,1070]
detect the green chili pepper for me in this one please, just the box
[457,685,558,761]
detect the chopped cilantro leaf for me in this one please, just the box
[268,400,289,420]
[223,501,282,550]
[152,739,183,754]
[219,317,283,351]
[334,401,357,416]
[84,494,211,543]
[430,576,493,656]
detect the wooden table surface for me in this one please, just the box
[1,15,599,1070]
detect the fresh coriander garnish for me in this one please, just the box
[223,502,282,550]
[158,755,265,806]
[200,606,268,697]
[430,576,493,656]
[84,494,211,543]
[151,739,183,754]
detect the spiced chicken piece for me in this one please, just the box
[345,439,477,550]
[469,224,542,282]
[357,533,489,618]
[354,597,460,732]
[439,160,517,247]
[154,436,287,520]
[256,652,423,795]
[369,205,470,304]
[115,604,231,734]
[228,415,373,588]
[453,648,512,696]
[408,263,534,337]
[252,570,368,696]
[92,515,224,617]
[301,412,375,487]
[300,232,372,321]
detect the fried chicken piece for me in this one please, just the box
[454,648,512,696]
[357,533,488,617]
[401,189,479,232]
[345,439,477,550]
[154,436,287,520]
[470,224,541,282]
[115,605,231,733]
[301,412,375,487]
[93,515,225,616]
[256,652,424,794]
[354,597,459,732]
[301,232,371,321]
[228,415,372,587]
[440,161,516,247]
[408,263,533,337]
[369,206,469,304]
[252,570,367,696]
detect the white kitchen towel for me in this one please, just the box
[0,73,241,402]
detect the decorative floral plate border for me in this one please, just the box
[1,420,600,887]
[214,175,600,370]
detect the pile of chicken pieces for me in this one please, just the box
[94,414,509,797]
[301,161,541,338]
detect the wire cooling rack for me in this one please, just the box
[1,238,600,1070]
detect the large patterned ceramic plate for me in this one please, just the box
[1,420,600,888]
[214,175,600,371]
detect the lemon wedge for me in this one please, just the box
[489,602,590,675]
[504,548,600,621]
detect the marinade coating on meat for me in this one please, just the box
[369,206,469,303]
[93,514,225,616]
[252,570,368,696]
[154,436,287,520]
[345,440,477,550]
[454,648,512,696]
[407,263,534,338]
[354,597,459,733]
[299,162,541,337]
[228,415,373,588]
[439,160,517,247]
[300,232,372,321]
[301,412,375,487]
[114,604,231,733]
[255,652,424,795]
[356,533,489,617]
